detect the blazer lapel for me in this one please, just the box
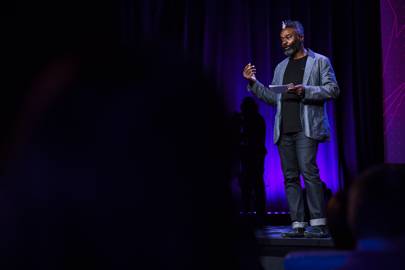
[277,58,289,84]
[303,50,315,85]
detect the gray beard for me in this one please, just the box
[283,47,296,56]
[283,41,301,57]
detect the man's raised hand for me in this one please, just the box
[243,63,257,82]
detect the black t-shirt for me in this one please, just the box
[281,55,308,134]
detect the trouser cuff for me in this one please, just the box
[292,221,308,229]
[310,218,326,226]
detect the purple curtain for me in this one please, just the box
[122,0,341,211]
[2,0,389,212]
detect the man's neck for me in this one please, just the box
[292,47,307,60]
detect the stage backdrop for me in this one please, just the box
[4,0,386,213]
[173,0,340,211]
[381,0,405,163]
[119,0,386,212]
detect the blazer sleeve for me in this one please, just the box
[246,65,279,105]
[302,57,340,101]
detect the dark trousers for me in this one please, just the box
[277,131,325,226]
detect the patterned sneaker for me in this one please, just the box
[281,227,305,238]
[304,225,330,238]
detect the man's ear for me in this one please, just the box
[300,35,304,42]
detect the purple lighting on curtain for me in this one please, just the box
[198,1,340,212]
[380,0,405,163]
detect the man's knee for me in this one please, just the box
[300,162,321,182]
[283,166,300,177]
[284,177,300,186]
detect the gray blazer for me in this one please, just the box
[247,49,340,144]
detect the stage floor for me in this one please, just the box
[256,225,335,257]
[256,225,334,247]
[256,226,335,270]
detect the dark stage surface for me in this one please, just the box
[256,226,334,253]
[256,225,335,270]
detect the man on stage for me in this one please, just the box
[242,20,339,238]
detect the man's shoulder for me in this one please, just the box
[309,50,330,62]
[275,57,290,69]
